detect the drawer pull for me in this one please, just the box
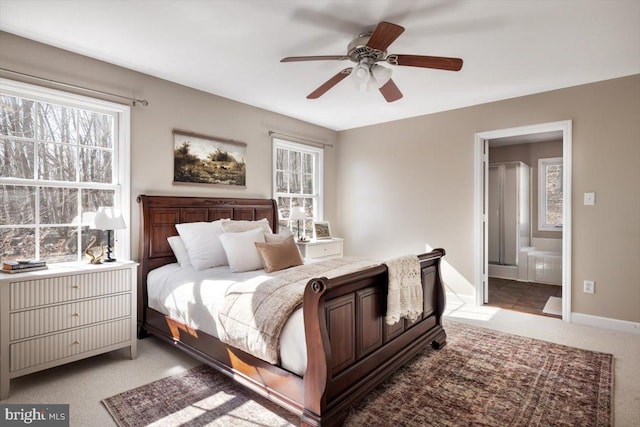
[73,341,80,345]
[72,285,80,289]
[72,313,80,317]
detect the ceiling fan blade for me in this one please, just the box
[379,79,403,102]
[387,54,463,71]
[366,21,405,52]
[307,68,352,99]
[281,55,349,62]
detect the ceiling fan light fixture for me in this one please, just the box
[369,64,392,90]
[351,61,371,91]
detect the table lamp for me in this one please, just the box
[289,207,308,242]
[93,207,126,262]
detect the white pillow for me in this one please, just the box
[167,236,191,268]
[221,218,272,234]
[219,228,266,272]
[175,220,227,270]
[264,228,293,243]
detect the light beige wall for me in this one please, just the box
[489,140,563,239]
[337,74,640,323]
[2,32,638,323]
[0,32,338,259]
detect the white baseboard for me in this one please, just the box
[571,312,640,335]
[445,292,640,335]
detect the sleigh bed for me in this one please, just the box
[137,195,446,426]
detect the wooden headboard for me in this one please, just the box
[136,195,278,325]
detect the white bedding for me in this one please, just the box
[147,263,308,376]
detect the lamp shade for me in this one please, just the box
[93,207,126,230]
[369,64,393,89]
[351,61,371,91]
[289,207,307,221]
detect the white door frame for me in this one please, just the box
[474,120,572,321]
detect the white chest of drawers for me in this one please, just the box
[0,261,138,399]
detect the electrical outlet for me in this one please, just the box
[583,280,595,294]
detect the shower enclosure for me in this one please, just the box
[488,162,530,280]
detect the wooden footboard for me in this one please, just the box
[301,249,446,426]
[137,195,446,427]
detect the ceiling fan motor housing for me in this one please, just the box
[347,34,386,64]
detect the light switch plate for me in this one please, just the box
[584,280,595,294]
[584,192,595,206]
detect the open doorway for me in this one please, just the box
[474,121,572,321]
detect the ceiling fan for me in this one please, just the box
[281,21,463,102]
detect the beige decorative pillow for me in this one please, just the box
[255,235,304,273]
[222,218,272,234]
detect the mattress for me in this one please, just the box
[147,263,307,376]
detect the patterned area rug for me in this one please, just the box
[103,321,613,426]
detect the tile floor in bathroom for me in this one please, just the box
[487,277,562,318]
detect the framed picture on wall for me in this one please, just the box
[313,221,331,239]
[173,129,246,187]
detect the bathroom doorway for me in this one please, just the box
[474,121,572,321]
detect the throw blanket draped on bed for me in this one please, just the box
[217,257,378,365]
[384,255,423,325]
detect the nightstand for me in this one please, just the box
[297,238,344,260]
[0,260,138,400]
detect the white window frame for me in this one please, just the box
[272,138,324,222]
[0,78,131,261]
[538,157,563,232]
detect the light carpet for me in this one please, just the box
[103,321,612,426]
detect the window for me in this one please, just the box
[272,139,323,237]
[538,157,563,231]
[0,79,130,263]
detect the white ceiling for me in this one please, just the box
[1,0,638,131]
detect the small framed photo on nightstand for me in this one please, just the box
[313,221,331,239]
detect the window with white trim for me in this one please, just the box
[0,79,130,263]
[538,157,563,231]
[272,138,323,238]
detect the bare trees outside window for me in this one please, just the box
[273,139,323,237]
[1,82,126,263]
[538,157,563,231]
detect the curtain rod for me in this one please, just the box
[268,130,333,148]
[0,67,149,106]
